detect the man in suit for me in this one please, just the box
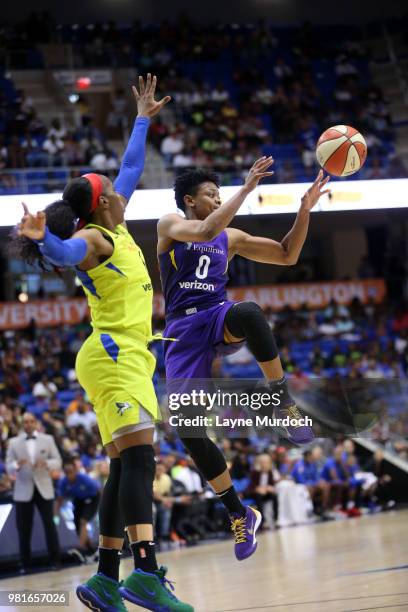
[6,412,62,572]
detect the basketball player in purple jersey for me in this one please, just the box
[157,162,330,560]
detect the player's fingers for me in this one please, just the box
[146,73,152,92]
[254,156,272,170]
[157,95,172,108]
[315,169,324,183]
[139,75,145,95]
[260,157,274,169]
[131,85,140,100]
[37,211,46,220]
[252,156,267,166]
[321,175,330,186]
[150,75,157,96]
[21,202,29,215]
[321,189,331,195]
[256,171,274,179]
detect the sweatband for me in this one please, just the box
[78,173,104,229]
[35,227,88,267]
[224,301,279,362]
[113,116,150,201]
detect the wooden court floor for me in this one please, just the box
[2,510,408,612]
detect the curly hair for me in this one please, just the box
[8,177,94,269]
[174,168,220,211]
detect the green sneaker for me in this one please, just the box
[76,572,128,611]
[119,566,194,611]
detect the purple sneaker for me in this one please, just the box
[274,402,315,445]
[255,378,315,445]
[231,506,262,561]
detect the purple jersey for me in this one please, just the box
[158,231,229,315]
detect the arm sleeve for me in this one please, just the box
[113,116,150,201]
[35,228,88,267]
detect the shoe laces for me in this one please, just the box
[282,404,303,426]
[231,516,247,544]
[156,566,178,601]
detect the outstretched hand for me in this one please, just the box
[133,73,171,119]
[17,203,46,241]
[244,156,274,192]
[301,170,330,211]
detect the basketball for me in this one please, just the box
[316,125,367,177]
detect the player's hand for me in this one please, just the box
[35,459,48,470]
[301,170,330,212]
[17,203,46,241]
[243,156,274,192]
[17,459,29,469]
[133,74,171,119]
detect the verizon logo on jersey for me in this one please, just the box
[179,280,215,291]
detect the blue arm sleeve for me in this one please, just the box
[113,116,150,201]
[35,227,88,267]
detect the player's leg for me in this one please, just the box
[164,317,261,562]
[115,428,193,611]
[224,301,314,444]
[76,442,127,612]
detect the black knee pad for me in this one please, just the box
[99,458,125,538]
[225,301,278,362]
[181,436,227,481]
[119,445,155,526]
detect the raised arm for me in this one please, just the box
[228,170,330,265]
[157,156,274,244]
[114,74,171,206]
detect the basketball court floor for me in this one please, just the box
[3,510,408,612]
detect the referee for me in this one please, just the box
[55,458,100,560]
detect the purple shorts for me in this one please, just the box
[164,300,244,380]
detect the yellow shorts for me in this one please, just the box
[75,329,160,446]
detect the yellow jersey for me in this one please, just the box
[76,223,153,340]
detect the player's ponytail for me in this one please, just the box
[9,176,96,269]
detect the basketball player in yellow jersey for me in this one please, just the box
[13,75,194,612]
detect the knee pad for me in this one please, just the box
[119,445,155,526]
[224,301,278,362]
[99,458,125,538]
[181,436,227,481]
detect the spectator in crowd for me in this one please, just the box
[33,374,57,399]
[364,448,395,510]
[320,445,359,516]
[245,453,277,528]
[42,134,65,166]
[55,457,100,561]
[153,461,173,542]
[5,412,61,573]
[66,402,97,432]
[292,449,330,517]
[160,128,184,164]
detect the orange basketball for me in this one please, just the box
[316,125,367,177]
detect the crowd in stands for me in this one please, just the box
[0,73,119,193]
[0,16,406,193]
